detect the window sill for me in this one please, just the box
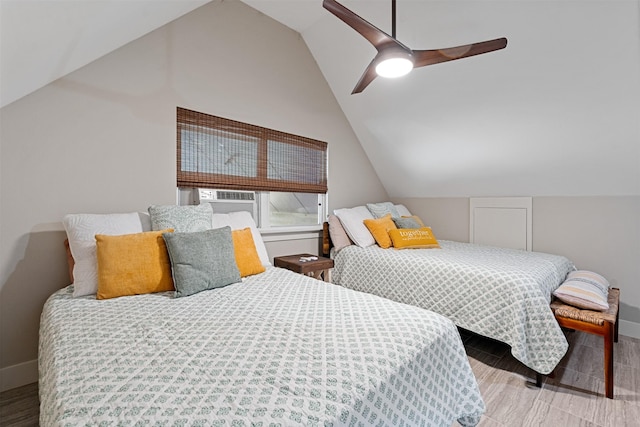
[259,225,322,242]
[259,225,322,234]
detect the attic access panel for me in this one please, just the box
[470,197,532,251]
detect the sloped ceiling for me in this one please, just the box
[0,0,210,108]
[2,0,639,198]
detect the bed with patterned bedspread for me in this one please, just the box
[332,241,575,375]
[39,267,485,426]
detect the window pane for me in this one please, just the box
[268,192,320,227]
[181,125,258,177]
[267,140,325,184]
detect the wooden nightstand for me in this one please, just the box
[273,253,334,282]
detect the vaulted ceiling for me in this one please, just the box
[0,0,210,108]
[2,0,638,198]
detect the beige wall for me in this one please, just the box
[0,0,387,390]
[394,196,640,333]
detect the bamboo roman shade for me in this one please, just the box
[177,108,328,193]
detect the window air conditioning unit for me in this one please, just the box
[196,189,257,219]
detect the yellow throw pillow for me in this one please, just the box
[388,227,440,249]
[363,214,397,249]
[95,229,175,300]
[232,227,266,277]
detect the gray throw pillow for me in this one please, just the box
[149,204,212,233]
[366,202,400,219]
[393,216,422,229]
[162,226,241,298]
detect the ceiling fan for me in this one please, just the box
[323,0,507,94]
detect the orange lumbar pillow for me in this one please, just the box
[388,227,440,249]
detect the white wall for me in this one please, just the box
[0,0,387,391]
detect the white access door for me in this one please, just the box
[469,197,532,251]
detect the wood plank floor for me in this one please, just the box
[0,382,38,426]
[1,330,638,426]
[455,329,640,427]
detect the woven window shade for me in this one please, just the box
[177,108,327,193]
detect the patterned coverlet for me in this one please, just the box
[39,267,485,426]
[333,241,576,375]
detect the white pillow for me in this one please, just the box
[63,212,151,297]
[212,211,271,266]
[333,206,375,247]
[395,204,412,217]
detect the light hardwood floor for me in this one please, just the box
[456,329,640,427]
[1,330,638,426]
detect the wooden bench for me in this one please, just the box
[542,288,620,399]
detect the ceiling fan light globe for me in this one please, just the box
[375,57,413,78]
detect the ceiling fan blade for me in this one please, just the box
[323,0,406,51]
[351,57,379,94]
[412,37,507,68]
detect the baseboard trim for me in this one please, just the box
[0,359,38,392]
[620,319,640,340]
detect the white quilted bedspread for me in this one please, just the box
[39,267,485,426]
[333,241,575,375]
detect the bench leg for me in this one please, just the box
[604,321,614,399]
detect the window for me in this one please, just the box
[260,192,324,229]
[177,108,328,230]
